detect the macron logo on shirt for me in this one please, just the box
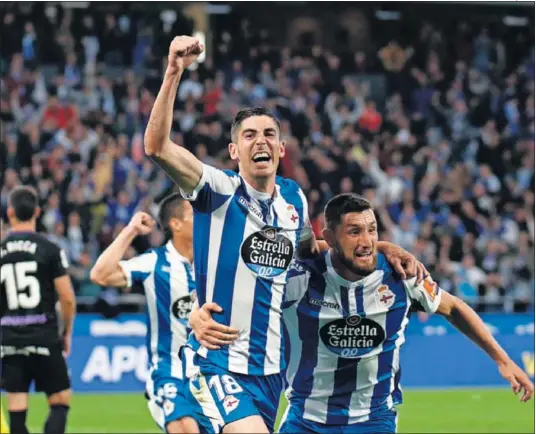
[238,196,264,220]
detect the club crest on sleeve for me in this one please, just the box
[377,285,395,309]
[223,395,239,414]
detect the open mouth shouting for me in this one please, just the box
[252,151,272,165]
[355,250,373,261]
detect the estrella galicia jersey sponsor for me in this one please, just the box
[119,240,196,378]
[282,251,442,425]
[1,232,69,347]
[181,164,311,375]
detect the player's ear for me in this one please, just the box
[169,217,182,234]
[7,207,15,221]
[322,226,336,248]
[278,139,286,158]
[34,207,41,219]
[228,142,239,161]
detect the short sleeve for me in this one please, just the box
[119,251,157,288]
[282,261,310,309]
[297,188,313,244]
[403,275,442,314]
[179,164,239,213]
[51,247,69,279]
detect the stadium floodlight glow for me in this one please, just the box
[503,16,529,27]
[375,10,402,21]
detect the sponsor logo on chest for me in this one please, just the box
[241,227,294,278]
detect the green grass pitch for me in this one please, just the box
[3,388,534,433]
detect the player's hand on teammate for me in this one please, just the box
[189,302,239,350]
[498,359,534,402]
[127,212,156,236]
[167,36,204,75]
[384,245,428,284]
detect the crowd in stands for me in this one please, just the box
[1,4,534,312]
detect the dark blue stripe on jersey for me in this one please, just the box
[340,286,350,316]
[355,283,365,316]
[248,278,271,369]
[370,350,395,409]
[326,357,360,425]
[192,210,210,307]
[154,248,172,376]
[131,270,151,284]
[212,195,248,367]
[382,281,410,353]
[293,257,328,414]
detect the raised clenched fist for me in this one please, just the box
[128,212,156,236]
[168,36,204,74]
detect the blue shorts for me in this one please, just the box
[279,404,398,434]
[146,368,196,431]
[183,355,284,433]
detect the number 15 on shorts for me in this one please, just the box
[208,375,243,415]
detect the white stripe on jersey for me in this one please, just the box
[228,213,258,373]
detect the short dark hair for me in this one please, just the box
[158,193,188,238]
[324,193,373,229]
[8,186,38,222]
[231,107,281,142]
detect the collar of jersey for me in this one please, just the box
[240,174,278,202]
[165,240,191,264]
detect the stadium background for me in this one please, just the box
[0,1,534,432]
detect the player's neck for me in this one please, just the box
[241,172,276,196]
[9,221,36,234]
[330,249,364,282]
[171,237,193,263]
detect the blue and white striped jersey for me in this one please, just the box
[181,164,310,375]
[282,251,442,425]
[119,240,196,379]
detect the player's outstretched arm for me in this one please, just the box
[145,36,204,195]
[437,292,534,402]
[90,212,155,288]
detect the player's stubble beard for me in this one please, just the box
[334,241,377,279]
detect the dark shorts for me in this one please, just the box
[1,344,70,396]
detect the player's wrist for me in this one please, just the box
[164,66,183,80]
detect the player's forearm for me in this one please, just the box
[60,298,76,335]
[144,68,182,157]
[90,226,138,284]
[446,297,511,365]
[144,68,203,191]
